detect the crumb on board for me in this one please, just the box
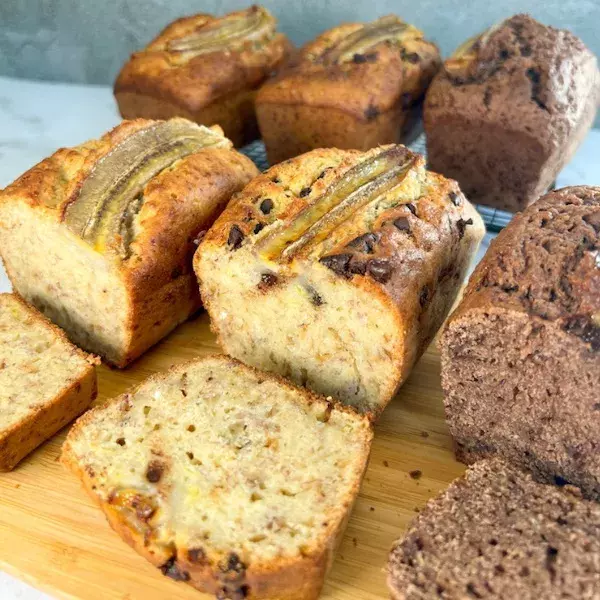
[421,431,429,438]
[409,469,422,480]
[383,460,389,467]
[370,506,375,512]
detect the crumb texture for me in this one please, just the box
[441,186,600,499]
[388,458,600,600]
[63,355,372,599]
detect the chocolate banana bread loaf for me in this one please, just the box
[425,14,599,212]
[440,186,600,499]
[0,118,258,367]
[114,6,292,147]
[256,15,441,164]
[387,458,600,600]
[195,145,484,419]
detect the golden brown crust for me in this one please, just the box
[0,119,259,367]
[256,17,440,162]
[114,6,293,146]
[196,146,485,417]
[0,294,97,471]
[62,354,372,599]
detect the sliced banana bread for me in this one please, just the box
[388,458,600,599]
[1,293,97,471]
[62,355,372,600]
[195,145,484,418]
[0,118,258,367]
[440,186,600,499]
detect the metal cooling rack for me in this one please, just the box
[239,135,513,233]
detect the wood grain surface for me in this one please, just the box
[0,312,465,600]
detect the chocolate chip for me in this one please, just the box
[352,51,377,64]
[563,316,600,351]
[457,218,474,240]
[419,285,430,308]
[483,87,492,108]
[409,469,422,480]
[217,586,249,600]
[526,68,548,110]
[259,271,278,289]
[220,553,246,574]
[449,191,461,206]
[271,176,281,183]
[367,259,393,284]
[320,253,352,278]
[299,187,311,198]
[349,260,367,276]
[146,460,164,483]
[526,67,540,84]
[545,546,558,578]
[160,557,190,582]
[406,203,417,216]
[499,49,510,59]
[364,104,380,121]
[317,169,329,180]
[393,217,411,232]
[259,198,274,214]
[593,403,600,411]
[188,547,207,564]
[131,495,155,521]
[253,222,264,234]
[115,437,126,446]
[400,92,412,109]
[347,232,379,253]
[227,225,244,250]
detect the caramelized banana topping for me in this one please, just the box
[321,16,422,65]
[64,120,228,258]
[167,6,275,55]
[259,147,416,262]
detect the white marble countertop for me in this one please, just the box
[0,74,598,599]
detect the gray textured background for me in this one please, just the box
[1,0,599,124]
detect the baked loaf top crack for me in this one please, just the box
[452,186,600,352]
[426,14,600,153]
[0,118,258,299]
[114,6,292,111]
[257,15,441,118]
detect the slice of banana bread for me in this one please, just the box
[62,355,372,600]
[424,14,599,212]
[387,458,600,600]
[440,186,600,499]
[195,145,484,419]
[0,118,258,367]
[1,294,97,471]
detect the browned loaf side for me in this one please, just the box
[440,186,600,499]
[114,6,292,147]
[62,355,373,600]
[195,145,484,419]
[387,458,600,600]
[0,118,258,367]
[0,293,97,471]
[256,15,441,164]
[424,14,599,212]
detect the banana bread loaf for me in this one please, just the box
[195,145,484,419]
[424,14,599,212]
[440,186,600,499]
[114,5,292,147]
[0,118,258,367]
[62,354,372,600]
[1,293,97,471]
[256,15,441,164]
[387,458,600,600]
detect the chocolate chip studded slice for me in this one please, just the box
[64,120,228,258]
[321,15,421,65]
[167,6,275,55]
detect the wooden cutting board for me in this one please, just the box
[0,312,465,600]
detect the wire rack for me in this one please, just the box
[239,135,513,233]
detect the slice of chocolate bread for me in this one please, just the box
[388,458,600,600]
[440,186,600,499]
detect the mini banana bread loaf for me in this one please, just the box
[440,186,600,499]
[0,118,258,367]
[256,15,441,164]
[387,458,600,600]
[1,294,97,471]
[195,145,484,418]
[114,5,292,147]
[62,355,372,600]
[425,14,599,212]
